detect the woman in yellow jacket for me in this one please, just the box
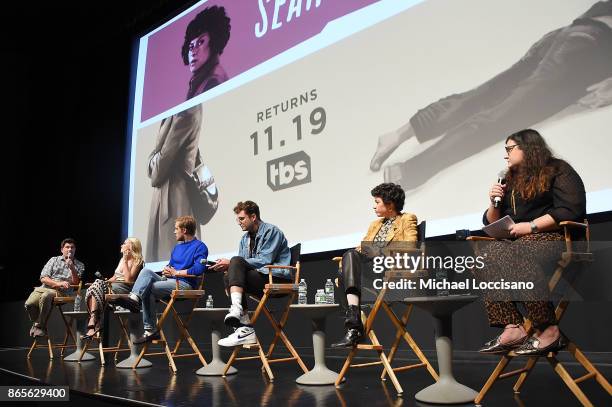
[332,183,417,348]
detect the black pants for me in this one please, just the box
[337,249,376,309]
[223,256,289,310]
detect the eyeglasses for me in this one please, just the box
[505,144,520,154]
[188,35,210,53]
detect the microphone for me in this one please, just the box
[493,170,507,208]
[94,271,103,279]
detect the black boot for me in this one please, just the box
[331,305,364,348]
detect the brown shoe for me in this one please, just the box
[32,326,47,338]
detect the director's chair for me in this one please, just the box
[222,244,308,381]
[110,274,207,372]
[333,221,438,396]
[78,282,133,364]
[469,220,611,406]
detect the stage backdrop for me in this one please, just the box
[128,0,612,264]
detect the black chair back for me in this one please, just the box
[289,243,301,266]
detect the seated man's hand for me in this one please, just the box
[162,266,176,277]
[56,281,70,290]
[209,258,230,272]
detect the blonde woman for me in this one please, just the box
[82,238,144,339]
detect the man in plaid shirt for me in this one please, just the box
[25,238,84,337]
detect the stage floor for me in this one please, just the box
[1,347,610,406]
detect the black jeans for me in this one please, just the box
[223,256,290,310]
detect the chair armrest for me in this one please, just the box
[175,274,198,290]
[466,236,496,241]
[262,265,297,270]
[559,221,588,229]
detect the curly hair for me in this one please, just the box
[181,6,231,65]
[371,183,405,213]
[505,129,557,200]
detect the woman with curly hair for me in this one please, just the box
[146,6,231,261]
[181,5,231,98]
[478,129,586,356]
[331,183,418,348]
[82,238,145,339]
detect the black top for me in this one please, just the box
[483,159,586,226]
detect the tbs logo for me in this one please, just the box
[267,151,311,191]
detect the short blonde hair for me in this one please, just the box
[175,216,197,235]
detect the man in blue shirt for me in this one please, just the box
[115,215,207,343]
[210,201,291,347]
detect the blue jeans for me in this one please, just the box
[131,268,191,331]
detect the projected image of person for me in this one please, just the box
[476,129,586,356]
[146,6,231,261]
[331,183,418,348]
[370,1,612,190]
[82,237,144,339]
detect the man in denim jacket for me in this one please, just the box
[210,200,291,347]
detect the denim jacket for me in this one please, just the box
[238,222,292,279]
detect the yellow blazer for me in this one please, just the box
[362,212,418,243]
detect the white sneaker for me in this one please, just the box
[224,305,248,327]
[218,326,257,347]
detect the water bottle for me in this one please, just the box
[206,295,214,308]
[315,289,325,304]
[74,294,82,312]
[435,269,449,296]
[324,278,334,304]
[298,279,307,304]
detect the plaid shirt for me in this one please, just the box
[40,256,85,293]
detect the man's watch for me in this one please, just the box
[529,221,538,234]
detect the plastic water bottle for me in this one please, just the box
[298,279,307,304]
[74,294,82,312]
[324,278,334,304]
[315,289,325,304]
[206,295,214,308]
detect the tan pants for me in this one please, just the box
[25,287,58,326]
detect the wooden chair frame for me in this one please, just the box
[132,274,207,373]
[334,222,438,395]
[78,282,133,364]
[223,245,308,381]
[27,282,82,360]
[470,220,611,406]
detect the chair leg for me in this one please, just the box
[475,355,512,404]
[335,347,357,387]
[160,329,177,374]
[380,302,438,382]
[27,339,37,359]
[260,303,308,373]
[133,342,148,370]
[513,356,538,393]
[78,338,90,363]
[547,355,594,407]
[568,343,612,395]
[47,338,54,360]
[223,347,241,377]
[257,338,274,381]
[369,329,403,396]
